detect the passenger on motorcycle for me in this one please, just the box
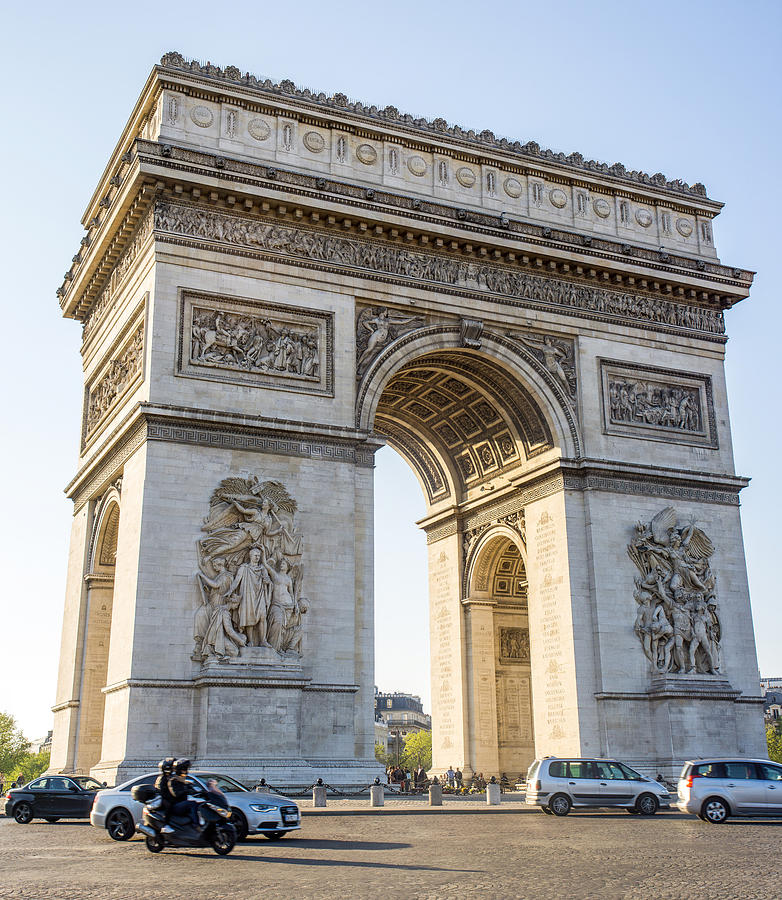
[162,758,199,833]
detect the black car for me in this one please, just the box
[5,775,107,824]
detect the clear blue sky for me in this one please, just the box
[1,0,779,738]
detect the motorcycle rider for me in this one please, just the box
[155,757,176,831]
[164,758,200,832]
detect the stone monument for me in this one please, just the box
[49,52,765,785]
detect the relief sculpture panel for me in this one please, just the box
[178,290,333,395]
[194,476,307,663]
[628,507,721,676]
[600,360,716,447]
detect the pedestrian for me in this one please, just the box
[455,768,463,789]
[446,765,455,788]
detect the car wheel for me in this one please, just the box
[542,807,553,815]
[231,809,248,842]
[145,834,165,853]
[262,831,287,840]
[636,793,658,816]
[44,817,61,823]
[549,794,571,817]
[702,797,729,824]
[13,803,34,824]
[106,808,135,841]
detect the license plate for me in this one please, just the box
[283,814,297,824]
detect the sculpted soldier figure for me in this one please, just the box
[627,507,721,676]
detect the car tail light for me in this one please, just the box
[685,773,701,788]
[5,793,11,800]
[535,780,541,791]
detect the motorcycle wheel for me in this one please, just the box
[145,834,165,853]
[211,823,236,856]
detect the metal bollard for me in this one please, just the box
[313,785,327,807]
[486,781,501,805]
[429,782,442,806]
[370,784,384,807]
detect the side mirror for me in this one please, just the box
[102,782,107,787]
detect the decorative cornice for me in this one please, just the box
[153,199,727,343]
[51,700,80,713]
[159,51,712,201]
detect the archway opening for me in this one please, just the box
[369,344,562,781]
[77,500,119,773]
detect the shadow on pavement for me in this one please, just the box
[179,851,482,872]
[245,838,412,850]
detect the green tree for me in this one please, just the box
[0,712,30,779]
[401,730,432,771]
[12,751,50,783]
[767,722,782,764]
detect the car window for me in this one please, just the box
[619,763,643,780]
[595,762,626,780]
[549,761,567,778]
[28,779,48,791]
[119,774,157,792]
[526,760,540,782]
[196,774,248,793]
[758,763,782,781]
[694,763,725,778]
[724,762,754,780]
[72,776,103,790]
[48,778,72,791]
[567,761,595,779]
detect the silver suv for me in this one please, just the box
[525,757,671,816]
[677,758,782,823]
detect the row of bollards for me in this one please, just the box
[312,778,502,807]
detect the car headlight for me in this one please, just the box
[249,805,278,813]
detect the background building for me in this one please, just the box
[374,689,432,737]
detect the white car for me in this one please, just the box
[90,771,300,841]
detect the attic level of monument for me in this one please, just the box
[57,54,755,321]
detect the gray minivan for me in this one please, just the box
[677,758,782,823]
[525,757,671,816]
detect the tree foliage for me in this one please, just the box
[767,722,782,764]
[400,730,432,771]
[0,712,30,778]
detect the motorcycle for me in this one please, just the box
[132,784,237,855]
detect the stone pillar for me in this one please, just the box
[428,531,470,777]
[463,599,499,779]
[486,781,501,805]
[370,783,384,806]
[428,781,442,806]
[312,784,327,807]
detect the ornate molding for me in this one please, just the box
[83,317,144,448]
[154,200,726,340]
[158,51,712,200]
[566,472,740,507]
[355,306,426,379]
[600,359,717,448]
[178,290,333,395]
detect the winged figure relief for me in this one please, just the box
[355,307,426,378]
[627,507,721,676]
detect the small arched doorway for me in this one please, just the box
[463,531,533,781]
[75,491,120,773]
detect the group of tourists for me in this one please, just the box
[385,765,428,792]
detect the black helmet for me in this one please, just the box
[158,757,175,773]
[174,758,191,774]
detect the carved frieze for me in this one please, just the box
[83,320,144,444]
[600,360,717,447]
[628,507,721,676]
[355,306,426,379]
[499,627,530,664]
[154,201,726,339]
[194,476,307,663]
[177,290,334,395]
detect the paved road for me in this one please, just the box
[1,802,780,899]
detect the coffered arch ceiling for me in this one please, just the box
[374,350,553,503]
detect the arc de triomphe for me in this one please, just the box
[50,53,765,785]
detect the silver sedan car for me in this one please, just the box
[90,771,300,841]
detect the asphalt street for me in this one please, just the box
[1,801,779,899]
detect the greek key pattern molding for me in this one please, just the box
[154,201,725,340]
